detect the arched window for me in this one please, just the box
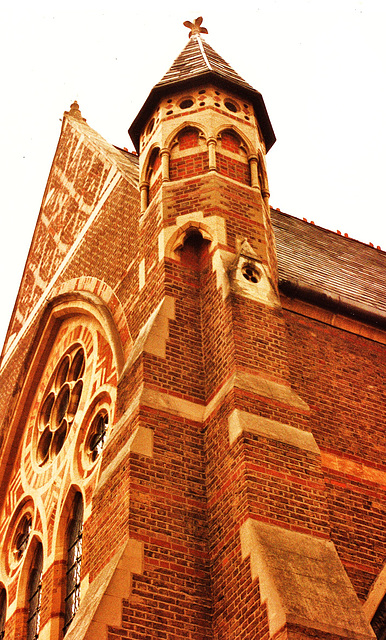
[63,493,83,635]
[0,587,6,640]
[27,543,43,640]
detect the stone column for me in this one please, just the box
[207,137,217,172]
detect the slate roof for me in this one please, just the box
[271,208,386,324]
[129,35,275,153]
[155,35,257,93]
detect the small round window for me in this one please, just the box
[179,98,194,109]
[224,100,238,113]
[241,263,260,284]
[146,118,155,134]
[13,514,32,560]
[88,412,109,463]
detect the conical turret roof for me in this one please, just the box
[155,35,256,94]
[129,30,275,152]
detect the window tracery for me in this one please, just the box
[14,513,32,561]
[63,493,83,635]
[27,543,43,640]
[2,313,118,637]
[88,411,108,462]
[36,346,85,467]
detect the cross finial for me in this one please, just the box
[183,17,208,38]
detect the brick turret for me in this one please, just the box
[120,20,375,640]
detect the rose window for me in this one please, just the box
[36,347,85,466]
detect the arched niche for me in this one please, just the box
[165,122,207,151]
[146,147,162,203]
[169,126,208,181]
[216,127,251,185]
[165,221,213,268]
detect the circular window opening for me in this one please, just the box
[37,429,52,466]
[68,349,85,382]
[52,420,68,456]
[224,100,238,113]
[179,99,194,110]
[55,356,70,389]
[89,413,109,462]
[14,514,32,560]
[241,263,260,284]
[52,385,70,428]
[146,118,155,135]
[39,392,55,429]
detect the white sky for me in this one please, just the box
[1,0,385,349]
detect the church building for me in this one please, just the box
[0,17,385,640]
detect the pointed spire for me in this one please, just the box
[154,32,255,94]
[129,22,275,153]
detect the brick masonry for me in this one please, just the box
[0,42,384,640]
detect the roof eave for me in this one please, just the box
[279,278,386,330]
[128,71,276,153]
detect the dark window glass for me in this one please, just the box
[372,594,386,640]
[63,494,83,635]
[27,544,43,640]
[0,588,6,640]
[89,413,108,462]
[15,515,32,559]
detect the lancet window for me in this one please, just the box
[26,543,43,640]
[63,493,83,635]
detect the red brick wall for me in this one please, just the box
[284,309,386,601]
[169,151,209,181]
[217,152,251,186]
